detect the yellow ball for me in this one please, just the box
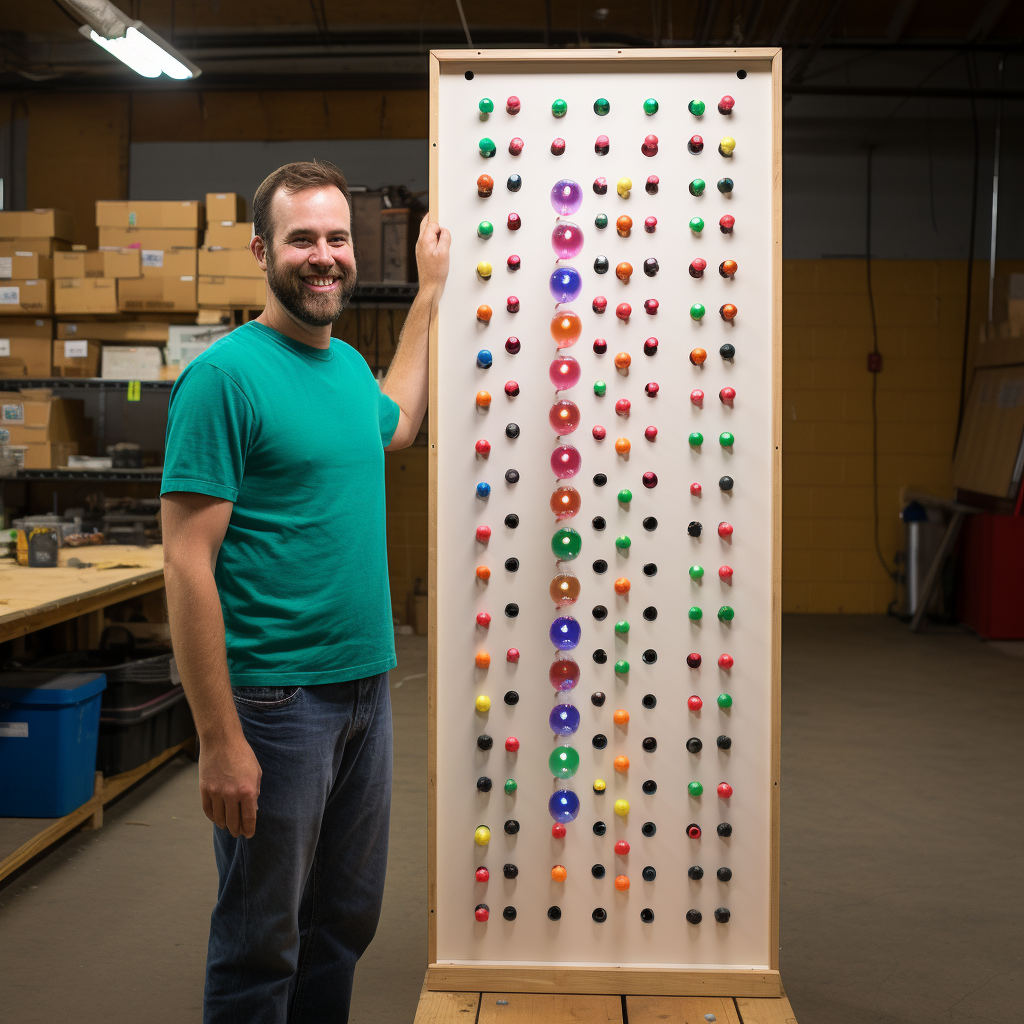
[720,136,736,155]
[475,694,491,713]
[616,177,632,198]
[475,825,491,845]
[476,260,492,279]
[593,778,606,793]
[614,799,630,817]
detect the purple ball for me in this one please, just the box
[549,616,582,650]
[549,788,581,823]
[550,179,583,216]
[549,703,581,735]
[551,221,584,260]
[549,266,582,303]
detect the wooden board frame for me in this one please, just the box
[427,47,783,996]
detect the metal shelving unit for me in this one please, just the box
[11,467,163,482]
[0,378,173,391]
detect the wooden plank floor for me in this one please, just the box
[413,977,799,1024]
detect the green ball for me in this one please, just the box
[594,97,610,115]
[688,431,704,447]
[615,535,631,550]
[689,178,706,197]
[717,177,734,194]
[594,380,607,396]
[504,778,517,794]
[687,780,704,796]
[614,659,630,674]
[688,99,706,116]
[549,745,580,778]
[552,527,582,560]
[643,97,659,115]
[614,620,630,635]
[552,98,568,118]
[479,137,496,157]
[689,216,704,233]
[720,432,734,447]
[717,692,733,709]
[477,221,493,239]
[688,565,704,580]
[718,605,735,622]
[688,606,703,621]
[618,488,632,504]
[690,303,706,321]
[479,97,494,114]
[595,213,609,229]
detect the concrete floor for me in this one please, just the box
[0,618,1020,1024]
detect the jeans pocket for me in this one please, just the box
[233,685,301,707]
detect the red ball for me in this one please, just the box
[593,176,608,194]
[686,653,702,668]
[507,213,521,230]
[645,425,658,441]
[720,386,736,403]
[687,695,703,711]
[551,138,565,155]
[686,824,702,839]
[506,96,520,114]
[507,255,521,272]
[506,296,519,313]
[646,174,659,194]
[476,611,491,627]
[593,425,607,440]
[508,137,524,155]
[719,214,735,233]
[595,134,610,154]
[689,258,707,278]
[614,839,630,855]
[475,904,490,922]
[475,439,491,456]
[506,648,520,663]
[593,296,608,314]
[690,482,702,496]
[476,866,490,882]
[616,303,632,321]
[689,135,704,153]
[615,398,631,416]
[552,823,566,839]
[718,521,733,538]
[505,736,519,752]
[644,216,657,233]
[643,337,658,356]
[644,134,658,148]
[593,337,607,354]
[476,525,492,543]
[505,336,521,354]
[644,381,659,397]
[718,653,734,670]
[718,94,735,114]
[718,782,733,799]
[719,565,733,581]
[690,389,704,405]
[644,298,659,314]
[504,380,519,397]
[642,471,657,488]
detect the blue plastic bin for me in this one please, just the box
[0,672,107,818]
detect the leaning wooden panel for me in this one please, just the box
[429,48,782,989]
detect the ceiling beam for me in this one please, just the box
[696,0,723,46]
[885,0,919,43]
[969,0,1013,42]
[769,0,803,47]
[785,0,850,86]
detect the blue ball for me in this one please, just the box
[549,789,581,823]
[549,703,581,735]
[476,481,491,499]
[549,616,581,650]
[548,266,582,303]
[476,349,493,368]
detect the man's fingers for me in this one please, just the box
[209,792,227,831]
[224,798,243,838]
[240,794,258,839]
[201,788,215,822]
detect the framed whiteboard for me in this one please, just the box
[427,48,782,997]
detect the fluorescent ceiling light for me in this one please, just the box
[125,26,194,79]
[88,28,160,78]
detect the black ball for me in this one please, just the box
[642,694,657,709]
[503,863,518,879]
[503,819,519,835]
[641,821,657,837]
[640,908,654,923]
[505,469,519,484]
[686,737,703,754]
[504,513,519,528]
[642,866,656,881]
[642,649,657,664]
[504,603,519,617]
[593,605,608,620]
[719,476,734,491]
[504,557,519,572]
[717,822,733,838]
[505,422,520,438]
[591,691,606,707]
[594,256,610,274]
[643,258,659,277]
[477,734,493,750]
[503,906,517,920]
[720,343,736,360]
[686,909,702,924]
[714,907,731,923]
[504,691,519,705]
[507,174,522,191]
[717,177,734,194]
[592,908,607,923]
[643,516,658,531]
[643,563,657,577]
[687,521,702,537]
[717,867,733,881]
[592,864,606,878]
[593,821,606,836]
[592,515,606,530]
[548,906,561,920]
[688,865,704,880]
[643,606,658,621]
[592,733,608,749]
[642,736,657,752]
[593,649,607,664]
[642,779,657,794]
[477,777,492,792]
[717,735,732,750]
[593,559,608,574]
[593,473,608,486]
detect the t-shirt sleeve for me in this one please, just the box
[161,362,255,501]
[378,386,401,449]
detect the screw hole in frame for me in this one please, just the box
[736,69,747,79]
[465,70,474,80]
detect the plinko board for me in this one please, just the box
[427,49,782,996]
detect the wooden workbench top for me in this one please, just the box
[0,545,165,643]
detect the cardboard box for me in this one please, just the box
[97,227,201,249]
[58,321,168,343]
[198,247,263,278]
[0,391,86,444]
[0,338,52,376]
[118,275,197,312]
[101,345,164,380]
[52,338,101,377]
[55,249,141,279]
[3,442,78,469]
[198,275,265,308]
[205,222,253,248]
[206,193,247,223]
[0,254,53,280]
[95,200,204,230]
[0,317,52,341]
[0,239,72,258]
[167,323,231,367]
[136,247,197,277]
[54,278,119,315]
[0,280,52,315]
[0,209,74,241]
[351,193,384,281]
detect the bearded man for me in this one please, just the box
[160,160,449,1024]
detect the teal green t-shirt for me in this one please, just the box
[161,320,401,686]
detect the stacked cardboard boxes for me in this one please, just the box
[54,247,143,315]
[54,321,169,379]
[0,388,86,468]
[0,209,71,316]
[0,318,53,377]
[198,192,264,309]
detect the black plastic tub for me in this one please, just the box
[96,685,195,776]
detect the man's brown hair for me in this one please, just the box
[252,160,351,243]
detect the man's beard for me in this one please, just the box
[265,250,356,328]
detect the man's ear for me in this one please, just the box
[250,235,269,272]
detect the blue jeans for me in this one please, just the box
[204,674,393,1024]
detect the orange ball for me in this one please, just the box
[614,577,630,595]
[475,651,491,669]
[615,262,633,282]
[550,310,583,348]
[614,437,631,455]
[613,708,630,726]
[476,390,492,407]
[720,259,737,277]
[476,565,491,580]
[720,303,738,321]
[551,864,567,882]
[476,304,492,323]
[616,215,632,237]
[614,874,630,892]
[689,348,707,366]
[614,755,629,773]
[614,351,631,370]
